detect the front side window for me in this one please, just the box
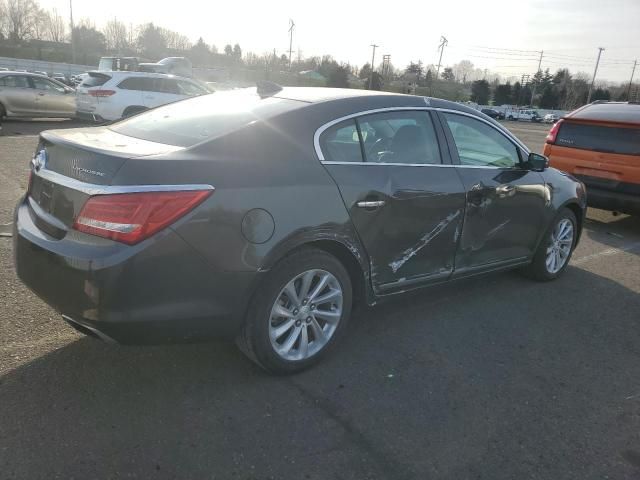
[177,80,207,96]
[444,113,520,168]
[31,77,65,93]
[319,120,363,163]
[358,111,441,164]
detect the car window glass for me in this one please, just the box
[0,75,30,88]
[177,80,206,96]
[32,77,65,93]
[155,78,179,94]
[319,120,363,163]
[358,111,441,164]
[118,77,155,91]
[444,113,520,168]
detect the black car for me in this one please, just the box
[481,108,505,120]
[14,85,587,374]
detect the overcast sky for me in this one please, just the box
[38,0,640,83]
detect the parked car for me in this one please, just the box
[138,57,193,78]
[544,101,640,215]
[508,109,542,122]
[14,86,587,374]
[544,113,559,123]
[481,108,505,120]
[0,71,76,119]
[75,71,210,122]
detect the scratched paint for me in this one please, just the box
[388,210,461,273]
[486,219,510,238]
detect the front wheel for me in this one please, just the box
[238,248,353,374]
[522,208,577,281]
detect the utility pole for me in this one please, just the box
[530,50,544,106]
[627,60,637,100]
[436,35,448,80]
[288,19,295,71]
[368,44,378,89]
[587,47,605,104]
[382,54,391,77]
[69,0,76,64]
[517,74,530,106]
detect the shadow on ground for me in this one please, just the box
[1,267,640,479]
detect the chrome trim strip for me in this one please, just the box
[313,106,530,163]
[34,167,215,196]
[321,161,514,170]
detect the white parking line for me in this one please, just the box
[572,241,640,266]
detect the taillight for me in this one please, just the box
[545,119,564,144]
[73,190,212,245]
[88,89,116,97]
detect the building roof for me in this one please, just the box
[567,102,640,125]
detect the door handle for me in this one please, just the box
[37,92,45,96]
[496,184,516,197]
[356,200,385,209]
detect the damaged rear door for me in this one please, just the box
[319,109,466,292]
[438,111,547,273]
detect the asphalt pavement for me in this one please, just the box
[1,119,639,480]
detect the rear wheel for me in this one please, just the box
[238,248,352,374]
[523,208,577,281]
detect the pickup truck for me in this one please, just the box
[507,109,543,122]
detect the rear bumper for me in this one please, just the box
[13,198,262,344]
[585,187,640,216]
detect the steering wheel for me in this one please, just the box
[365,137,392,162]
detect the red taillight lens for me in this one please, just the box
[73,190,212,245]
[545,118,564,144]
[88,89,116,97]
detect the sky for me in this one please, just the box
[37,0,640,83]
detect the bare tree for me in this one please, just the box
[31,6,47,40]
[160,28,191,51]
[5,0,40,41]
[43,8,65,42]
[103,18,128,52]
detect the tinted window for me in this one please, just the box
[0,75,30,88]
[81,73,111,87]
[319,120,363,163]
[444,113,520,168]
[32,77,65,93]
[358,111,441,164]
[118,77,154,91]
[110,90,302,147]
[153,78,179,94]
[177,79,207,96]
[556,122,640,156]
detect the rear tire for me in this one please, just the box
[238,248,352,375]
[522,208,577,281]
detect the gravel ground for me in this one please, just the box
[1,119,639,480]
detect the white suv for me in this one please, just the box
[76,71,209,122]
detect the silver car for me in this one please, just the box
[0,71,76,119]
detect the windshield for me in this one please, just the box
[109,90,304,147]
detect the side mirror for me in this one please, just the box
[527,152,549,171]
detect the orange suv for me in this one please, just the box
[544,102,640,215]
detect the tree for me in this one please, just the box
[512,82,522,105]
[190,37,210,66]
[539,86,558,109]
[72,21,106,59]
[591,87,611,101]
[232,43,242,59]
[359,63,372,80]
[369,71,383,91]
[43,8,65,43]
[441,67,455,82]
[224,44,233,55]
[327,64,349,88]
[405,61,424,79]
[470,80,490,104]
[453,60,474,84]
[5,0,41,41]
[103,18,129,52]
[493,83,512,105]
[136,23,167,59]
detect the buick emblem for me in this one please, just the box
[32,149,47,172]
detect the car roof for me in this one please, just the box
[0,70,50,78]
[567,102,640,125]
[90,70,193,80]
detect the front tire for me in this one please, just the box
[523,208,577,281]
[238,248,352,374]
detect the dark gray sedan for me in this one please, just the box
[13,85,586,374]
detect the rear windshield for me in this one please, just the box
[109,90,303,147]
[557,122,640,156]
[81,73,111,88]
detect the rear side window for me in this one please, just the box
[118,77,154,91]
[556,122,640,156]
[153,78,179,94]
[110,90,303,147]
[319,120,363,163]
[81,73,111,88]
[0,75,30,88]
